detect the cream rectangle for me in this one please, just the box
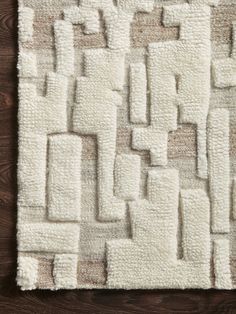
[208,109,230,233]
[19,7,34,43]
[129,63,147,124]
[181,190,210,262]
[48,134,82,222]
[214,239,232,289]
[53,254,78,289]
[17,256,38,290]
[54,20,74,76]
[115,154,141,200]
[18,223,80,253]
[18,135,47,207]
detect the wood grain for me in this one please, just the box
[0,0,236,313]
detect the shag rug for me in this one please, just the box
[17,0,236,290]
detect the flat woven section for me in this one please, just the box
[17,0,236,290]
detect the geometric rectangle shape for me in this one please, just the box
[114,154,141,200]
[18,51,37,78]
[214,239,232,289]
[129,63,147,123]
[18,223,80,253]
[17,256,38,291]
[18,135,47,207]
[212,22,236,88]
[48,134,82,221]
[181,189,210,262]
[53,254,78,289]
[212,58,236,88]
[17,0,236,290]
[18,6,34,43]
[54,20,74,76]
[208,109,230,233]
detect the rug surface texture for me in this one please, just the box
[17,0,236,290]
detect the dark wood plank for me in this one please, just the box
[0,0,236,313]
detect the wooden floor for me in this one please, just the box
[1,0,236,313]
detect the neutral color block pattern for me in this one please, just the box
[17,0,236,290]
